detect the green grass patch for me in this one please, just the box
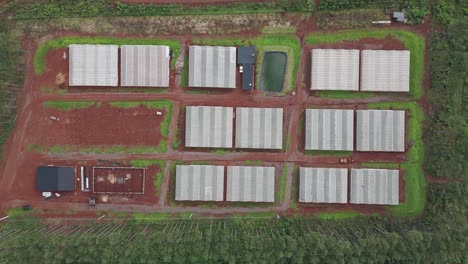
[276,166,288,203]
[367,102,426,217]
[305,150,352,157]
[212,149,228,154]
[34,36,180,75]
[7,207,34,218]
[193,35,300,93]
[109,100,173,138]
[315,91,374,99]
[133,212,171,223]
[30,144,169,154]
[172,128,181,150]
[179,55,189,88]
[290,166,299,209]
[244,160,262,166]
[284,135,291,151]
[42,101,97,111]
[190,161,210,165]
[314,211,360,220]
[231,212,277,219]
[306,29,425,99]
[360,162,401,169]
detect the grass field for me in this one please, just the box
[306,29,425,99]
[34,36,180,75]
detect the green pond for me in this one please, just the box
[259,52,287,92]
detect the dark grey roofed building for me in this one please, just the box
[237,46,255,64]
[241,64,254,91]
[237,46,255,91]
[37,166,75,191]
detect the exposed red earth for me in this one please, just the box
[24,104,165,147]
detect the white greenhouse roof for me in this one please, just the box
[175,165,224,201]
[227,166,275,202]
[310,49,360,91]
[235,107,283,150]
[185,106,234,148]
[305,109,354,151]
[356,110,405,152]
[189,46,237,88]
[69,44,118,86]
[361,50,410,92]
[299,167,348,204]
[120,45,170,87]
[350,168,399,205]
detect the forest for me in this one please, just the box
[0,0,466,262]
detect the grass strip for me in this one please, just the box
[42,101,97,111]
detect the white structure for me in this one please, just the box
[227,166,275,202]
[361,50,410,92]
[350,168,399,205]
[175,165,224,201]
[310,49,360,91]
[305,109,354,151]
[120,45,170,87]
[299,167,348,203]
[69,44,118,86]
[185,106,234,148]
[189,46,237,88]
[235,107,283,150]
[356,110,405,152]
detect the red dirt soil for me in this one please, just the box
[23,103,165,147]
[93,167,145,194]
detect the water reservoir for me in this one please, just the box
[259,52,287,92]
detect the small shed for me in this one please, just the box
[393,12,405,22]
[237,46,255,91]
[37,166,75,192]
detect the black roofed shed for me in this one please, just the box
[37,166,75,191]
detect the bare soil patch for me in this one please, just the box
[24,103,165,147]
